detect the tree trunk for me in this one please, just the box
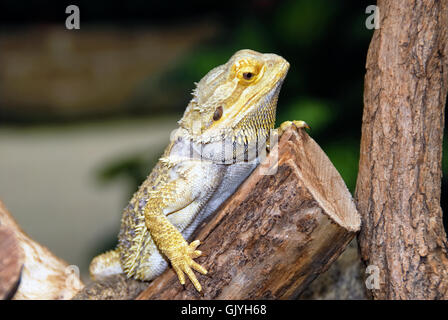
[356,0,448,299]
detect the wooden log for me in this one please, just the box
[0,224,24,299]
[299,239,367,300]
[0,201,84,299]
[72,274,148,300]
[136,126,361,300]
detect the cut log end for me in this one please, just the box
[281,128,360,232]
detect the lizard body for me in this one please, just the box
[90,49,308,291]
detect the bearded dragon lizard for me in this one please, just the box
[89,49,309,292]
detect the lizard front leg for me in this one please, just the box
[143,178,208,292]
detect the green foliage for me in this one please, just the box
[324,139,360,192]
[274,0,340,47]
[277,98,334,134]
[96,150,162,198]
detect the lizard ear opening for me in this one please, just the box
[213,106,223,121]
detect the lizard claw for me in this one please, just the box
[279,120,311,136]
[171,239,207,292]
[189,240,203,258]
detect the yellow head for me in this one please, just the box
[179,49,289,144]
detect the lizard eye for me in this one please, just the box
[213,106,223,121]
[231,58,264,84]
[243,72,253,80]
[233,60,262,83]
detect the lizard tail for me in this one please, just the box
[89,249,123,281]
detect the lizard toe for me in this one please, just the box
[279,120,310,136]
[170,240,207,292]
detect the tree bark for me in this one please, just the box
[72,274,147,300]
[135,127,360,300]
[356,0,448,299]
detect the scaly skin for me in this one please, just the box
[89,49,308,292]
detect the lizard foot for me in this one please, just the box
[278,120,310,136]
[170,239,207,292]
[267,120,311,153]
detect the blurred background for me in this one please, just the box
[0,0,446,282]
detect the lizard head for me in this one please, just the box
[178,49,289,145]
